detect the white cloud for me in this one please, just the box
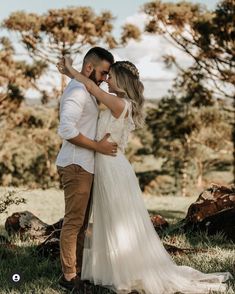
[124,12,148,31]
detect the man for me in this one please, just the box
[56,47,117,291]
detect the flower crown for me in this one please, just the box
[115,61,139,78]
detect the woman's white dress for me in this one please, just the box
[81,99,232,293]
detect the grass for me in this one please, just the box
[0,244,61,294]
[0,188,234,293]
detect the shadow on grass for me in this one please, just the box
[0,243,62,293]
[0,241,116,294]
[148,209,235,249]
[0,211,234,293]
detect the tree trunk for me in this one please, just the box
[61,74,66,95]
[197,160,203,188]
[181,158,188,197]
[181,136,191,197]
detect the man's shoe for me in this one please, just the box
[58,275,80,291]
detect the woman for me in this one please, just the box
[57,57,232,294]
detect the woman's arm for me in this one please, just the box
[59,57,126,118]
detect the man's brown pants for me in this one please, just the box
[57,164,93,275]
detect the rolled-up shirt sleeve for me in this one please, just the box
[58,86,87,140]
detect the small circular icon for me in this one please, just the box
[12,274,21,283]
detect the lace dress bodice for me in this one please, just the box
[96,99,135,152]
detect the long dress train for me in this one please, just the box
[81,99,232,293]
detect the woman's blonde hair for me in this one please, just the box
[110,61,145,128]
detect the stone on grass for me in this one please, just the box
[183,184,235,241]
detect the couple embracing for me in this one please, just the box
[56,47,231,293]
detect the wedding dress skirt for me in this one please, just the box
[81,101,232,293]
[81,152,231,294]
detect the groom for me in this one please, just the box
[56,47,117,291]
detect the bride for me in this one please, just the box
[57,57,232,293]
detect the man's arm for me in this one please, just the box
[58,85,87,140]
[58,85,117,155]
[69,133,117,156]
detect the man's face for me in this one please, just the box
[89,60,111,86]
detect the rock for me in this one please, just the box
[195,207,235,241]
[36,233,60,259]
[44,218,63,237]
[4,211,63,258]
[5,211,48,241]
[183,184,235,240]
[150,214,169,232]
[35,220,63,259]
[5,211,63,242]
[185,184,235,223]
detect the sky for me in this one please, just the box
[0,0,219,36]
[1,0,220,100]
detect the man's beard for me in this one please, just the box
[89,69,101,85]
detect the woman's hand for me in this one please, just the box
[64,56,73,70]
[56,56,74,79]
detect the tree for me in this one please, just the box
[145,96,194,196]
[2,7,117,93]
[0,37,47,120]
[0,38,59,188]
[142,0,234,100]
[128,0,235,193]
[0,104,61,188]
[185,104,233,187]
[121,24,141,44]
[145,95,233,195]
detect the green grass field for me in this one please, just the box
[0,188,234,293]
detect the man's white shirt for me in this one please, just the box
[56,79,99,174]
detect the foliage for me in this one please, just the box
[0,6,118,188]
[0,105,61,188]
[0,2,234,194]
[121,24,141,44]
[141,0,235,99]
[0,35,60,188]
[120,0,235,193]
[145,97,234,192]
[0,190,26,214]
[2,7,118,99]
[2,7,116,63]
[0,37,47,112]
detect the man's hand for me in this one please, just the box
[95,134,118,156]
